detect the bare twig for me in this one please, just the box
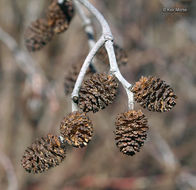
[147,129,179,172]
[63,0,134,111]
[147,130,196,188]
[79,0,133,107]
[178,171,196,189]
[73,0,96,49]
[0,27,38,81]
[71,36,106,111]
[73,0,99,73]
[0,151,18,190]
[0,27,59,111]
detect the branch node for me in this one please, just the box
[104,34,113,41]
[109,70,117,76]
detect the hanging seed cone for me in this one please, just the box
[21,134,66,174]
[131,76,177,112]
[24,19,54,52]
[60,111,93,148]
[47,0,74,34]
[115,110,149,156]
[96,43,128,68]
[78,73,119,113]
[64,61,96,95]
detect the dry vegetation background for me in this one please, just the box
[0,0,196,190]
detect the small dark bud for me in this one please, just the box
[24,19,54,52]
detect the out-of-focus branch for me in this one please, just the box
[0,27,59,111]
[73,0,95,49]
[73,0,98,72]
[147,129,179,172]
[0,151,18,190]
[0,26,42,93]
[145,129,196,188]
[159,0,175,7]
[178,171,196,189]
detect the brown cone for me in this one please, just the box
[115,110,149,156]
[78,73,119,113]
[96,43,128,68]
[131,76,177,112]
[21,134,66,174]
[24,19,54,52]
[60,111,93,148]
[47,0,74,34]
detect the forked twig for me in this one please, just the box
[148,129,179,172]
[58,0,134,111]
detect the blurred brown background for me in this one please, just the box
[0,0,196,189]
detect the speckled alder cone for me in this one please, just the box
[21,134,66,174]
[60,111,93,148]
[115,110,149,156]
[76,73,119,113]
[131,76,177,112]
[24,0,74,52]
[24,19,54,52]
[47,0,75,34]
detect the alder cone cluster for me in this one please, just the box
[60,111,93,148]
[78,73,119,113]
[131,76,177,112]
[47,0,75,34]
[24,19,54,52]
[21,134,66,174]
[115,110,149,156]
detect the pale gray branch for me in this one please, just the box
[147,129,179,172]
[73,0,99,73]
[78,0,112,36]
[0,151,18,190]
[0,27,59,110]
[73,0,95,49]
[178,171,196,189]
[71,35,105,111]
[0,27,37,80]
[59,0,134,110]
[77,0,134,110]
